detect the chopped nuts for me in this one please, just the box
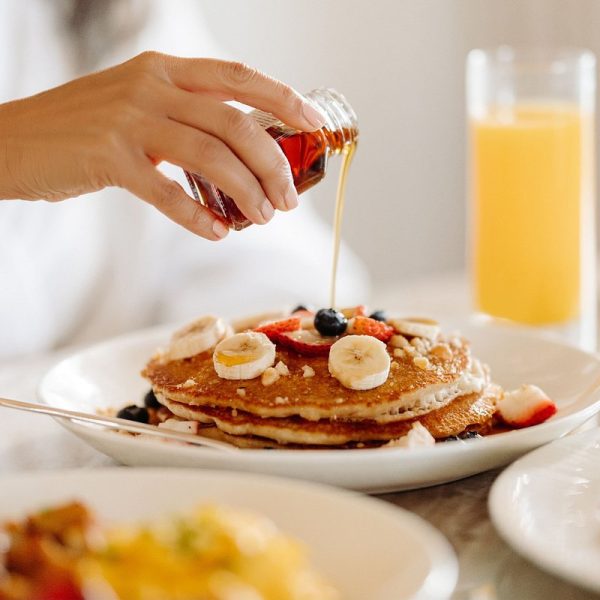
[393,348,405,359]
[390,360,400,369]
[236,388,246,397]
[275,360,290,376]
[335,397,345,404]
[274,396,289,404]
[158,419,199,434]
[449,336,463,348]
[180,378,196,388]
[301,365,315,378]
[413,356,430,370]
[389,334,409,348]
[383,422,435,448]
[261,367,280,386]
[431,343,452,360]
[231,408,238,417]
[410,337,427,353]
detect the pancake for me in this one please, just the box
[158,387,499,446]
[141,310,508,449]
[143,337,487,423]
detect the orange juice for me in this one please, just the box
[471,104,590,325]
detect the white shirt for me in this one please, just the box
[0,0,368,359]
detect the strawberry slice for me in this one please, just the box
[276,330,336,356]
[347,316,394,343]
[497,384,557,428]
[340,305,368,319]
[35,578,84,600]
[255,317,301,341]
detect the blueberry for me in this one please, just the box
[442,431,482,443]
[116,405,149,423]
[369,310,387,322]
[292,304,309,313]
[143,389,161,409]
[314,308,347,336]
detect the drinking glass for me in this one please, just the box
[467,47,596,350]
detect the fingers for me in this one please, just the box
[124,160,229,241]
[160,56,326,132]
[143,118,276,225]
[166,90,298,212]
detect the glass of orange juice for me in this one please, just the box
[467,47,596,350]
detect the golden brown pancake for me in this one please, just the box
[143,337,485,423]
[159,388,498,446]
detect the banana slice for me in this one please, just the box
[213,332,276,380]
[166,315,229,360]
[387,317,440,341]
[231,309,288,332]
[328,335,391,391]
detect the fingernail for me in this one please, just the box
[260,199,275,222]
[302,100,327,129]
[284,184,299,210]
[212,220,229,239]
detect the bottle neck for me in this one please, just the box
[304,88,358,154]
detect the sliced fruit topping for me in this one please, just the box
[387,317,440,341]
[255,317,301,340]
[213,332,275,380]
[347,316,394,342]
[290,307,316,328]
[166,315,229,360]
[277,329,337,356]
[328,335,391,391]
[314,308,348,336]
[369,310,387,322]
[384,423,435,448]
[231,310,287,333]
[340,305,368,319]
[497,384,557,428]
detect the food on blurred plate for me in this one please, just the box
[133,306,557,449]
[0,502,338,600]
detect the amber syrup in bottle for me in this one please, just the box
[184,88,358,231]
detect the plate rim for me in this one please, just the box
[0,466,459,600]
[489,427,600,593]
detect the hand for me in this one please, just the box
[0,52,326,240]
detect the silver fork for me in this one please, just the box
[0,396,238,452]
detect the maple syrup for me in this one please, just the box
[184,88,358,308]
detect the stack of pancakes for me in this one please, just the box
[143,329,500,449]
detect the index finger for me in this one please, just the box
[160,56,327,132]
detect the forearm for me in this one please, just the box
[0,100,25,200]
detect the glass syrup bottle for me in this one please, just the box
[184,88,359,230]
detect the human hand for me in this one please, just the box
[0,52,326,240]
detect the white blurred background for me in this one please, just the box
[2,0,600,356]
[200,0,600,288]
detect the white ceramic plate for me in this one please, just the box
[489,428,600,594]
[0,468,457,600]
[38,319,600,493]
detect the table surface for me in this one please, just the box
[1,277,599,600]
